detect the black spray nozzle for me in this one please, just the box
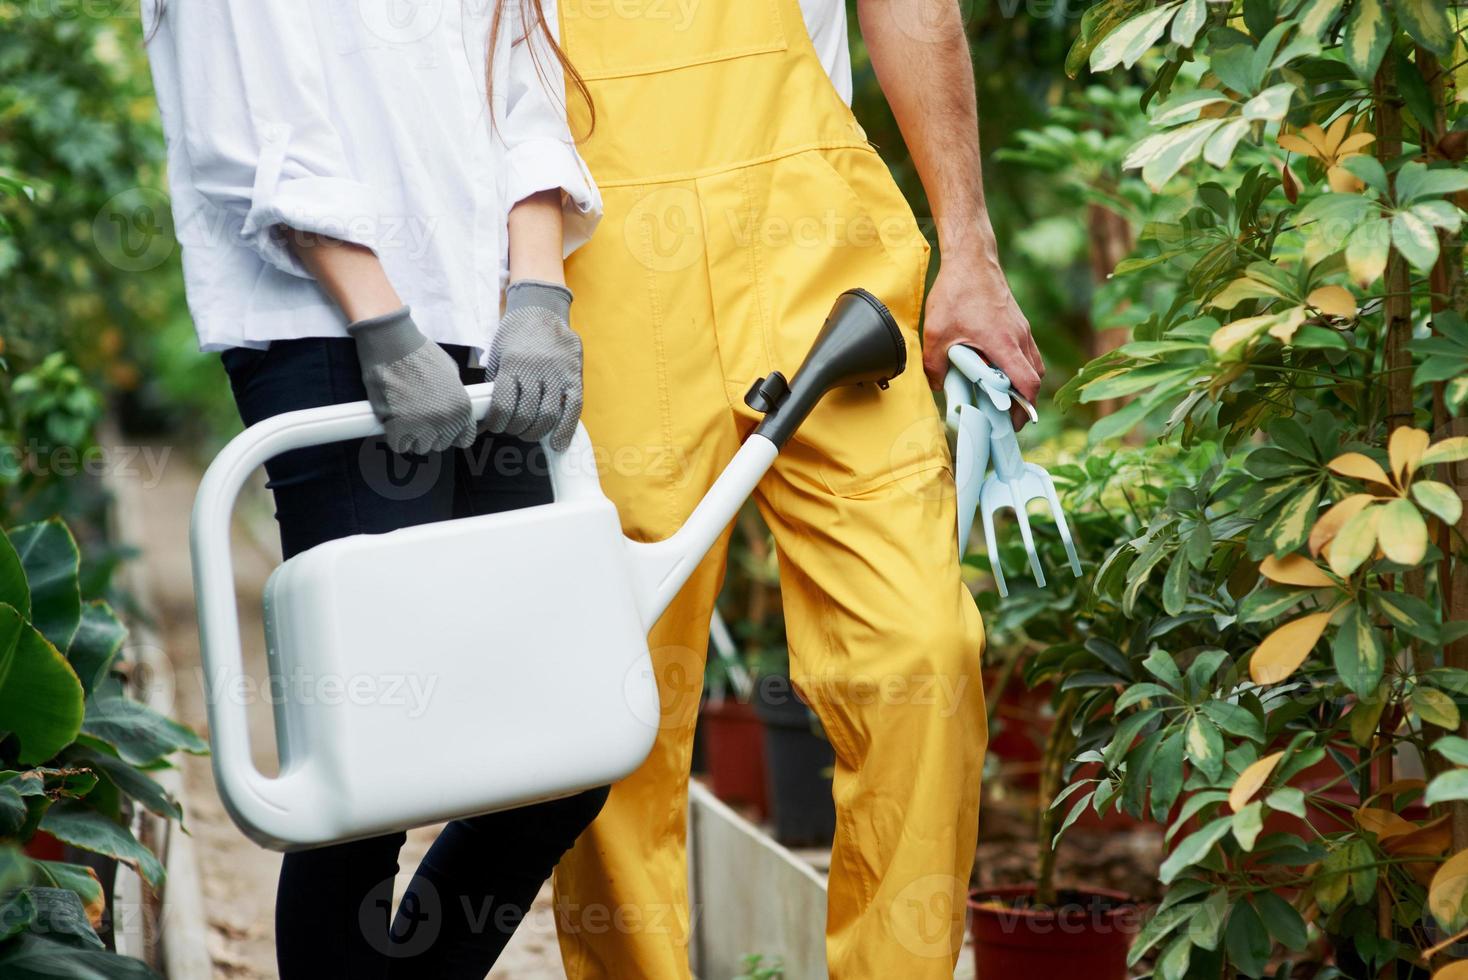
[749,289,907,448]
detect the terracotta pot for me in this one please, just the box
[23,831,66,862]
[983,670,1050,790]
[699,698,769,820]
[968,885,1141,979]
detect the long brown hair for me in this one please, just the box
[489,0,594,138]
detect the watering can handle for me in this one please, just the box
[189,382,601,845]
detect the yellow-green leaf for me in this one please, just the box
[1328,452,1393,487]
[1260,554,1334,588]
[1311,494,1377,557]
[1298,0,1344,39]
[1377,499,1428,566]
[1268,307,1310,344]
[1307,285,1357,320]
[1412,481,1463,525]
[1430,848,1468,932]
[1355,806,1416,839]
[1212,277,1286,310]
[1388,427,1430,484]
[1090,2,1185,73]
[1343,0,1392,81]
[1395,0,1453,57]
[1346,219,1390,286]
[1230,751,1284,812]
[1349,691,1386,746]
[1328,505,1382,577]
[1423,437,1468,466]
[1250,612,1332,685]
[1413,687,1462,730]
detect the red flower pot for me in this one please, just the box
[968,885,1141,979]
[699,698,769,820]
[23,831,66,862]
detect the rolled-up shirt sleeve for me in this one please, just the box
[166,0,378,278]
[500,0,602,255]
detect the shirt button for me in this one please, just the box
[263,124,289,144]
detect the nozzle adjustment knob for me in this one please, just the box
[744,372,791,414]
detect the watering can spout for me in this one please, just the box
[627,289,908,628]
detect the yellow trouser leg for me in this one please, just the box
[557,149,987,978]
[756,468,987,977]
[555,179,733,980]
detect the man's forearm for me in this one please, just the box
[857,0,995,261]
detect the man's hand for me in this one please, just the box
[857,0,1045,427]
[922,249,1044,430]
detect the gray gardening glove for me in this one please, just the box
[484,279,583,452]
[348,307,477,456]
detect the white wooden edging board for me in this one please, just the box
[687,782,829,979]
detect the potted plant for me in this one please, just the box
[1042,2,1468,974]
[700,605,770,821]
[965,443,1199,977]
[0,517,206,975]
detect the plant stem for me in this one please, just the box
[1035,690,1080,907]
[1418,44,1468,854]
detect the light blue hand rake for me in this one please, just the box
[944,346,1081,597]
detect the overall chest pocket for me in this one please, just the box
[559,0,787,80]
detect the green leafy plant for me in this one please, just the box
[1044,0,1468,975]
[0,518,205,975]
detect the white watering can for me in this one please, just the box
[191,290,906,850]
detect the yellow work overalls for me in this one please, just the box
[552,0,988,975]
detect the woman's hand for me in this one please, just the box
[484,280,583,452]
[286,232,476,455]
[349,308,477,456]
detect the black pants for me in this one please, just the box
[223,338,607,980]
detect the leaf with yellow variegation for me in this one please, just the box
[1260,554,1334,588]
[1432,960,1468,980]
[1383,815,1451,858]
[1229,751,1284,812]
[1430,848,1468,932]
[1377,499,1428,567]
[1268,307,1310,343]
[1210,314,1280,355]
[1413,481,1464,525]
[1413,687,1462,730]
[1211,277,1287,310]
[1388,427,1431,484]
[1328,452,1393,488]
[1389,815,1454,887]
[1250,612,1333,685]
[1423,437,1468,467]
[1328,165,1365,194]
[1328,505,1382,577]
[1354,806,1416,839]
[1307,286,1357,320]
[1346,219,1390,286]
[1310,494,1376,557]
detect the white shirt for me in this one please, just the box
[143,0,600,356]
[799,0,853,105]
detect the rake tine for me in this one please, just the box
[1010,487,1046,588]
[980,497,1008,598]
[1036,466,1084,578]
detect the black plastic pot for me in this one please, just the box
[753,676,835,847]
